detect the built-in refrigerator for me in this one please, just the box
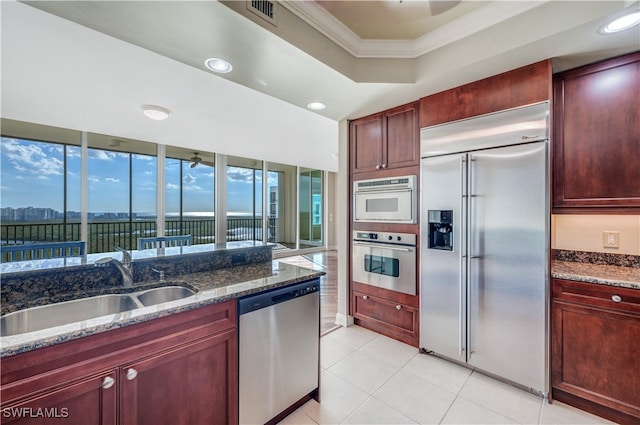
[419,102,549,396]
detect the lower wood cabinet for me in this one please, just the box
[551,279,640,425]
[0,370,117,425]
[1,300,238,425]
[352,290,418,346]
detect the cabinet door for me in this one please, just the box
[553,52,640,212]
[353,291,418,346]
[0,371,117,425]
[384,102,419,170]
[120,329,238,425]
[350,113,383,173]
[551,280,640,424]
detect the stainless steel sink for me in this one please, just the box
[1,285,198,337]
[1,294,139,336]
[136,286,196,306]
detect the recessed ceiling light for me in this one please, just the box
[599,10,640,34]
[307,102,326,111]
[205,57,233,73]
[141,105,171,121]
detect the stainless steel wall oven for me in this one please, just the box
[352,231,416,295]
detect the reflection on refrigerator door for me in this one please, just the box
[419,102,549,396]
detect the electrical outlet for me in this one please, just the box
[603,231,620,248]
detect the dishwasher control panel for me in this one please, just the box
[238,279,320,315]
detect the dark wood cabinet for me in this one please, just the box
[352,289,418,346]
[553,52,640,213]
[1,301,238,425]
[0,370,117,425]
[120,329,237,425]
[350,101,419,175]
[551,279,640,425]
[419,60,551,127]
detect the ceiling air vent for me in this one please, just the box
[247,0,278,26]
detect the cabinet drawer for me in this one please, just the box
[352,291,418,342]
[553,279,640,314]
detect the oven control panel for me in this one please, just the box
[353,231,416,246]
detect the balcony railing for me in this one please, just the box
[1,217,278,258]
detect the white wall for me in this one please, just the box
[552,215,640,255]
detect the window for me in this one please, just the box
[0,136,80,250]
[267,162,297,250]
[299,169,323,248]
[226,156,262,241]
[166,148,215,244]
[1,120,330,256]
[87,135,157,252]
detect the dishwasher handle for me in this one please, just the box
[238,278,320,315]
[272,291,297,304]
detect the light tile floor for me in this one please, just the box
[279,325,615,425]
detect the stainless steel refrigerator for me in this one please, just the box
[419,102,549,396]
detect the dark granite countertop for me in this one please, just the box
[551,260,640,291]
[0,260,324,358]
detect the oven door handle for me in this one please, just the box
[352,242,414,252]
[354,188,413,195]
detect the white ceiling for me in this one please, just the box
[2,1,639,173]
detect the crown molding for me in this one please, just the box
[281,0,549,59]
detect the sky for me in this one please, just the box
[0,137,273,216]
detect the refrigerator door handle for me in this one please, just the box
[459,156,466,357]
[468,155,475,358]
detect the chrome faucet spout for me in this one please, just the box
[115,246,132,267]
[95,247,134,287]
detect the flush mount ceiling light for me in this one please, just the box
[307,102,326,111]
[141,105,171,120]
[599,10,640,34]
[205,57,233,73]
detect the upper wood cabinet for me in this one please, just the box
[350,101,419,174]
[553,52,640,213]
[420,60,552,127]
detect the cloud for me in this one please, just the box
[87,149,128,161]
[182,173,196,184]
[1,137,64,176]
[227,167,256,183]
[166,183,179,190]
[88,176,100,183]
[105,177,120,183]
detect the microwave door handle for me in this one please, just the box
[352,242,413,252]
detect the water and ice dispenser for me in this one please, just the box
[427,210,453,251]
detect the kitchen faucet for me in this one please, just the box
[95,246,134,287]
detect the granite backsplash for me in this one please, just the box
[554,249,640,268]
[1,244,272,315]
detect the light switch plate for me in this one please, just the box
[603,231,620,248]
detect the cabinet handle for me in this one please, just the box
[611,295,622,303]
[102,376,115,389]
[382,163,388,169]
[362,295,368,300]
[126,368,138,381]
[375,165,381,170]
[396,305,402,310]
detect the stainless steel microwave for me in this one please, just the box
[353,175,417,224]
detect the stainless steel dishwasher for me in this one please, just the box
[238,278,320,425]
